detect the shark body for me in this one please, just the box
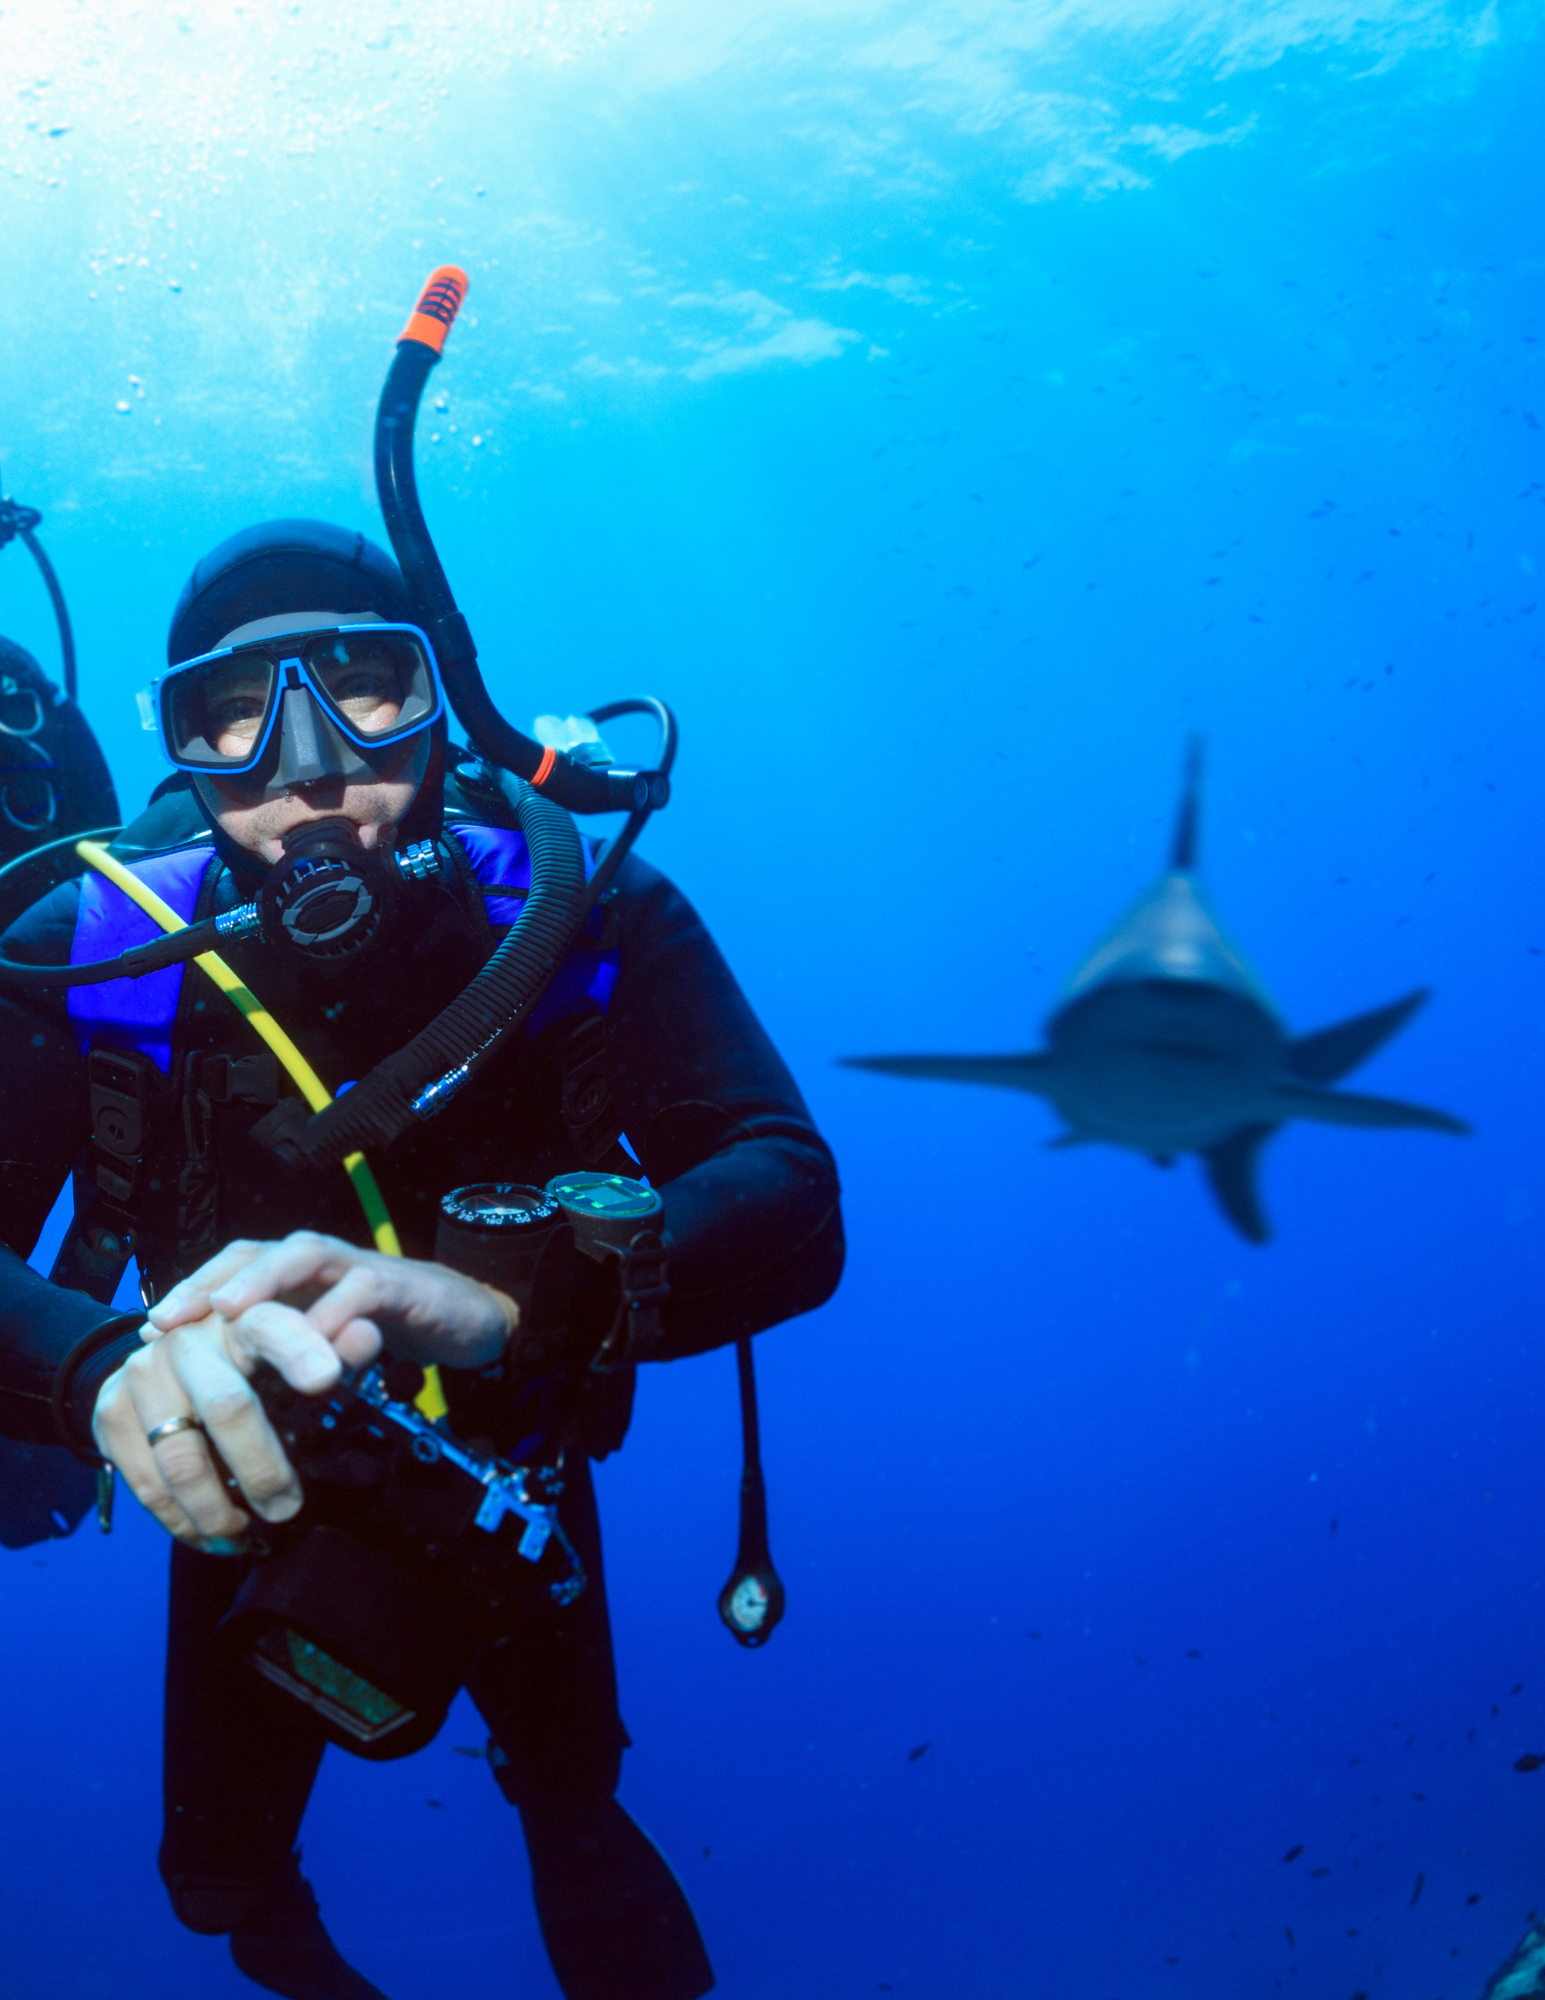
[845,743,1467,1242]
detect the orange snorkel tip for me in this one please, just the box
[398,265,469,355]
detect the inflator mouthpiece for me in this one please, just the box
[397,266,468,355]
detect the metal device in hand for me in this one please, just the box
[219,1355,584,1762]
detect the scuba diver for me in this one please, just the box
[0,466,121,1548]
[0,273,842,2000]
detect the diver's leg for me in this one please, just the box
[159,1542,391,2000]
[469,1457,715,2000]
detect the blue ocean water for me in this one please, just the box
[2,4,1542,1994]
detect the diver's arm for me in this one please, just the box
[607,856,843,1361]
[0,1244,142,1447]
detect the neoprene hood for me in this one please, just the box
[167,519,415,665]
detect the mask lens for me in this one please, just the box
[304,632,436,741]
[166,651,278,767]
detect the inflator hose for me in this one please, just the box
[266,776,586,1173]
[0,915,223,986]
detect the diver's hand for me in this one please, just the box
[147,1231,518,1372]
[91,1302,350,1548]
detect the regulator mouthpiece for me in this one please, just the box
[260,818,397,963]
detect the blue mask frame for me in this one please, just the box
[150,622,446,776]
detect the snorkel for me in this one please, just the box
[376,270,671,820]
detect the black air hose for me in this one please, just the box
[267,777,586,1172]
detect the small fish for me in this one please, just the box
[1135,1654,1147,1666]
[1330,1517,1339,1534]
[907,1742,930,1763]
[426,1797,444,1810]
[1284,1926,1296,1949]
[1027,1630,1042,1640]
[1467,1893,1481,1906]
[702,1847,711,1858]
[1282,1844,1304,1863]
[1515,1754,1543,1772]
[452,1745,488,1760]
[1186,1649,1201,1659]
[1411,1872,1425,1908]
[1310,1867,1330,1878]
[1349,1756,1361,1766]
[1514,1683,1525,1695]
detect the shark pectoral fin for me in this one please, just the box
[839,1053,1052,1096]
[1045,1130,1092,1151]
[1201,1123,1277,1245]
[1285,989,1431,1083]
[1270,1082,1470,1134]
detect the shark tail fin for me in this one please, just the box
[1285,989,1431,1083]
[1170,733,1206,871]
[1202,1122,1276,1244]
[840,1053,1052,1096]
[1271,1082,1470,1135]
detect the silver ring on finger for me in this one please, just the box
[146,1413,205,1449]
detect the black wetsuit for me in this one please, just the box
[0,769,842,1994]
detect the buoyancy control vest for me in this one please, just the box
[56,770,626,1328]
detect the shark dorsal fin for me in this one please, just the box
[1170,734,1205,871]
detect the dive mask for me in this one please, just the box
[146,622,444,781]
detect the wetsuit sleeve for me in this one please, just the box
[606,856,842,1361]
[0,880,142,1452]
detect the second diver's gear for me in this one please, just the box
[0,453,120,859]
[0,637,119,856]
[146,1413,204,1449]
[148,620,443,781]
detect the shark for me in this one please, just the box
[843,741,1468,1242]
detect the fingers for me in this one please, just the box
[96,1341,256,1544]
[210,1236,510,1370]
[148,1240,267,1334]
[208,1232,385,1321]
[298,1264,409,1344]
[225,1298,361,1391]
[171,1323,302,1522]
[92,1364,213,1544]
[93,1317,307,1543]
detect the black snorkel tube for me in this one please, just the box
[372,268,673,928]
[374,271,671,818]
